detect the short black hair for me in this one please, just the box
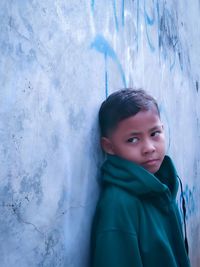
[99,88,160,137]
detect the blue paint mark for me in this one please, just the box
[145,10,155,25]
[144,1,156,52]
[136,0,140,51]
[121,0,125,26]
[91,0,124,29]
[156,0,161,62]
[112,0,119,31]
[179,185,195,220]
[91,34,127,88]
[91,35,115,58]
[104,54,108,98]
[91,0,95,13]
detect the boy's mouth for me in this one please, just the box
[142,159,160,167]
[141,158,162,173]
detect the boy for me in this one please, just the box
[91,89,190,267]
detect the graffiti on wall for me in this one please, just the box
[90,0,127,97]
[90,0,188,97]
[91,35,127,97]
[179,185,195,220]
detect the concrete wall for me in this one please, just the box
[0,1,199,266]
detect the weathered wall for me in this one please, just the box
[0,1,199,266]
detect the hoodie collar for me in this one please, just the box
[102,155,178,199]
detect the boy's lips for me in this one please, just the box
[142,159,160,167]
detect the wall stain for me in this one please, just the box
[196,80,199,92]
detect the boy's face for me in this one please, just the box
[101,109,165,173]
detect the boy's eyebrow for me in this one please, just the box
[127,131,142,136]
[126,125,163,136]
[149,125,163,132]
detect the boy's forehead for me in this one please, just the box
[115,109,162,132]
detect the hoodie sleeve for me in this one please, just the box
[92,229,143,267]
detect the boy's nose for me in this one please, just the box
[142,140,156,154]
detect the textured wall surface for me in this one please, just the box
[0,1,199,267]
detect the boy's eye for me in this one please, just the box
[127,137,139,143]
[151,131,161,137]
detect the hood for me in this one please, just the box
[102,155,179,200]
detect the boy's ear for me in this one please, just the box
[101,137,115,155]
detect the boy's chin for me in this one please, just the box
[147,167,160,174]
[143,161,162,174]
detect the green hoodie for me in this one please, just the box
[91,155,190,267]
